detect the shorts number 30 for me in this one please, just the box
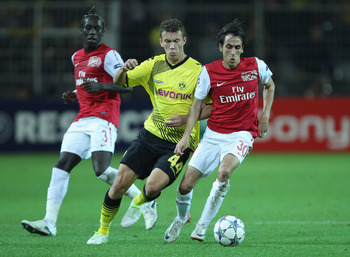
[237,140,249,157]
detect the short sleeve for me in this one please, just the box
[104,50,124,78]
[194,66,211,100]
[255,57,273,84]
[71,52,77,66]
[126,58,153,88]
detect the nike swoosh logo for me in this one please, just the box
[74,63,79,67]
[216,81,226,87]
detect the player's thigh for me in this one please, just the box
[155,148,191,186]
[146,168,170,196]
[120,139,156,180]
[90,119,117,154]
[217,153,240,181]
[61,126,91,160]
[221,131,253,165]
[188,140,221,178]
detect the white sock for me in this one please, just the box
[125,184,141,199]
[98,166,141,199]
[98,166,117,185]
[198,179,230,225]
[44,167,70,224]
[176,186,193,223]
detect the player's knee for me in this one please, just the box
[144,183,162,200]
[179,181,193,195]
[109,181,126,198]
[55,153,80,172]
[93,169,104,177]
[217,167,232,182]
[92,161,110,177]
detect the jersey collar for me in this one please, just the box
[165,55,189,69]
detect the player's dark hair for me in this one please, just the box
[216,18,247,47]
[80,6,105,32]
[159,18,186,38]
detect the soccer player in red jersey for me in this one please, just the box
[164,18,275,243]
[21,8,157,237]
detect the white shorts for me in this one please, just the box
[60,117,117,160]
[188,127,254,177]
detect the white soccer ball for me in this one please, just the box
[213,215,245,246]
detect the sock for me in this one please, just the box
[198,179,230,225]
[176,186,193,223]
[133,185,160,207]
[133,186,150,206]
[44,167,70,224]
[97,190,122,236]
[97,166,116,185]
[98,166,141,199]
[125,184,141,199]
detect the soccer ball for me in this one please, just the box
[214,215,245,246]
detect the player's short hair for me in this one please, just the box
[80,6,105,32]
[159,18,186,38]
[216,18,247,47]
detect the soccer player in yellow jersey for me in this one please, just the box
[87,18,212,244]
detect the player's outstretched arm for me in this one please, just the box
[164,103,212,128]
[113,59,138,85]
[83,82,133,94]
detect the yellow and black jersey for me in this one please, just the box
[126,54,202,151]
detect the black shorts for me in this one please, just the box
[121,128,191,185]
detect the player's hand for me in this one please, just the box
[83,82,102,93]
[164,114,184,127]
[122,59,138,71]
[62,91,76,104]
[258,115,269,138]
[174,136,189,156]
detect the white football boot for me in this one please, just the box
[21,219,57,236]
[143,200,158,230]
[121,203,142,228]
[190,222,208,241]
[164,217,186,243]
[87,232,108,245]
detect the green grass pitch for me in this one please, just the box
[0,152,349,257]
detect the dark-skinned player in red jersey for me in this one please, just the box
[21,7,158,237]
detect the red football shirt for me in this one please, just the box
[71,43,124,128]
[195,57,272,138]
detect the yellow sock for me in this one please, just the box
[97,202,119,236]
[97,191,121,236]
[133,190,148,206]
